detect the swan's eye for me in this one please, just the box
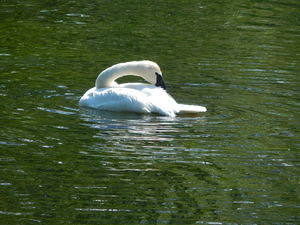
[155,72,166,90]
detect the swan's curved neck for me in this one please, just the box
[95,66,128,89]
[95,61,154,89]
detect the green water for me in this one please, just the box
[1,0,299,224]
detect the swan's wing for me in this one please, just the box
[79,87,177,117]
[80,88,150,113]
[177,104,207,114]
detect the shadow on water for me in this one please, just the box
[79,107,207,142]
[1,0,300,224]
[79,107,207,122]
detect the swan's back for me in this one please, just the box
[79,84,179,117]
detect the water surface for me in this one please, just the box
[1,0,299,224]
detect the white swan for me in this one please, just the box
[79,60,206,117]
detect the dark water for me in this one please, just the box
[1,0,299,224]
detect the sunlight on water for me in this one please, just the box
[1,0,299,224]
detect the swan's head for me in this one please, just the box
[96,60,166,90]
[137,61,166,90]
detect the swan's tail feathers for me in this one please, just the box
[178,104,207,114]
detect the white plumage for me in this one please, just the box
[79,61,206,117]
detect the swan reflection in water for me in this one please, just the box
[80,107,206,144]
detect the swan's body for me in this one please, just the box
[79,61,206,117]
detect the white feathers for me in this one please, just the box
[79,61,206,117]
[177,104,207,114]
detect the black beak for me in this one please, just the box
[155,72,167,90]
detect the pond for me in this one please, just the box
[1,0,299,224]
